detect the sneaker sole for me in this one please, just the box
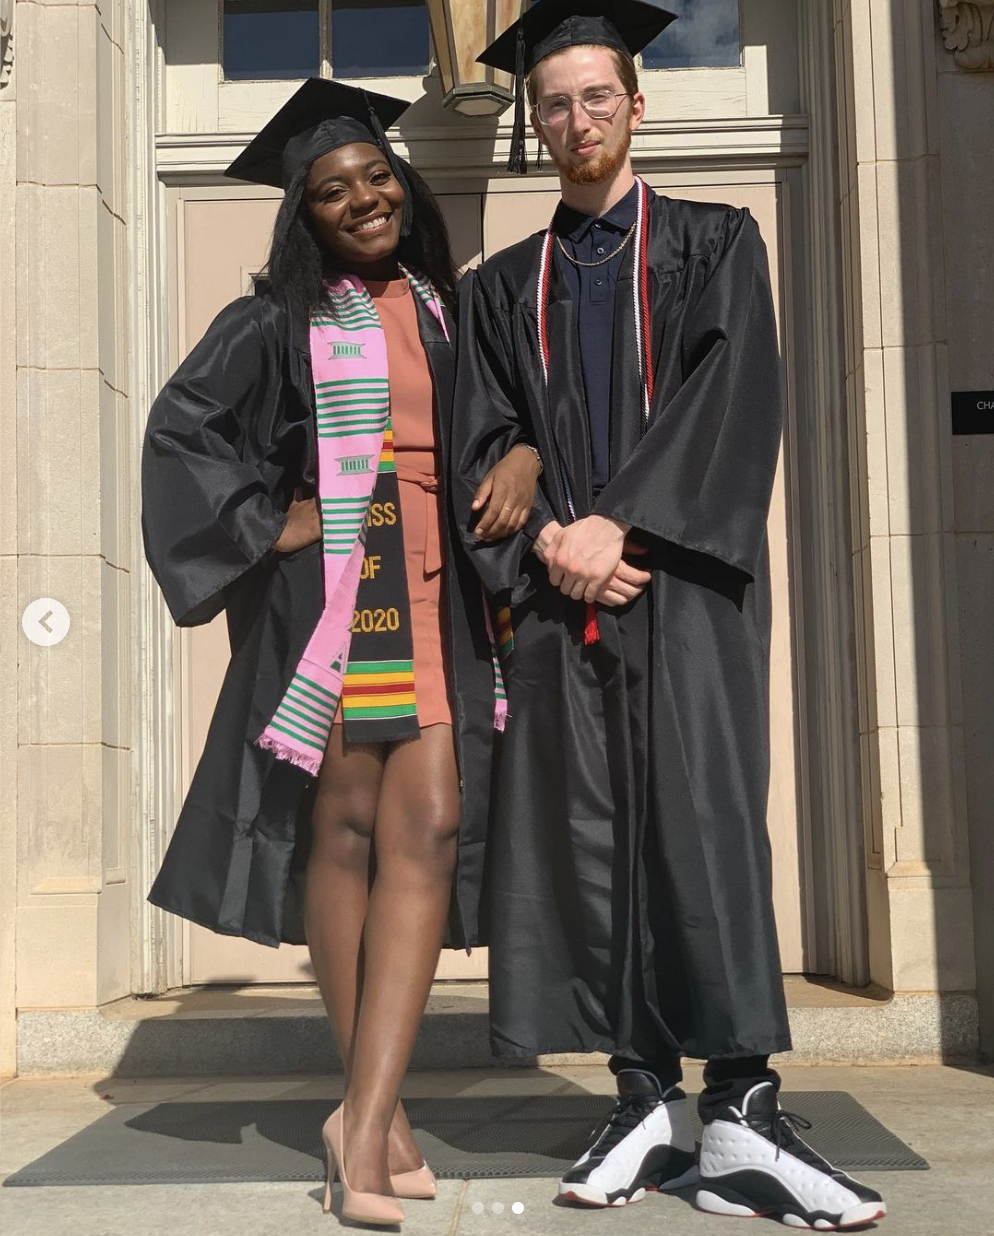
[558,1184,648,1208]
[558,1156,697,1206]
[559,1164,700,1209]
[696,1189,887,1230]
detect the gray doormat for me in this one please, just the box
[3,1092,928,1187]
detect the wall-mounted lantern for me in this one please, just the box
[426,0,526,116]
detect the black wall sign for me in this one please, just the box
[952,392,994,435]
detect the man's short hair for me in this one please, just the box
[526,45,640,106]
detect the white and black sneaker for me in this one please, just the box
[558,1068,699,1208]
[696,1081,886,1230]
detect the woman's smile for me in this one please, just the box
[348,212,393,236]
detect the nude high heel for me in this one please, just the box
[389,1162,437,1200]
[322,1105,405,1226]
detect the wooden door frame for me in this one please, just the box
[131,1,867,994]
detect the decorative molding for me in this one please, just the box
[132,0,181,995]
[938,1,994,70]
[794,2,868,986]
[1,0,13,87]
[155,115,810,181]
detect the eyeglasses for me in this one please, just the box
[532,90,632,127]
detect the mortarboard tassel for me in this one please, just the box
[507,25,529,175]
[364,90,414,235]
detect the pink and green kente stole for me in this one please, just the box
[256,270,508,778]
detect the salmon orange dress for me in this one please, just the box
[332,275,453,729]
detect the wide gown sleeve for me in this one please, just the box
[451,270,556,597]
[141,296,289,628]
[594,207,783,581]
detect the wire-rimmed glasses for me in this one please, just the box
[532,90,633,127]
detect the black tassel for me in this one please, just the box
[507,26,528,175]
[536,134,545,170]
[364,90,414,235]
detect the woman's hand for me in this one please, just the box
[471,444,543,541]
[274,487,321,553]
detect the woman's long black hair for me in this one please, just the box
[264,155,458,318]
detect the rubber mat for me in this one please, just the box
[3,1091,928,1186]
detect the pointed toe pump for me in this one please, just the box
[322,1105,405,1226]
[389,1162,437,1200]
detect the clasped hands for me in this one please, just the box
[535,515,651,608]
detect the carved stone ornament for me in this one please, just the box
[939,1,994,69]
[1,0,12,87]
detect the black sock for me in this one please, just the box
[608,1053,683,1092]
[698,1055,781,1124]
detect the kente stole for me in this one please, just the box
[257,270,508,777]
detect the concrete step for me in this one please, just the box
[15,978,978,1076]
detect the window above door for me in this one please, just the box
[221,0,432,82]
[642,0,741,70]
[219,0,743,82]
[159,0,794,149]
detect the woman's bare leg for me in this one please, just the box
[305,725,384,1071]
[341,723,460,1194]
[304,724,439,1178]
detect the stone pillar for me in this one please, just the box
[834,0,976,999]
[1,0,18,1077]
[10,0,134,1037]
[935,3,994,1055]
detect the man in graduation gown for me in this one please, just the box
[452,1,887,1227]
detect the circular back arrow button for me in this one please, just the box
[22,598,71,647]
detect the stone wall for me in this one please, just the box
[831,0,978,1024]
[0,0,990,1072]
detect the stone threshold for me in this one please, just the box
[14,977,978,1077]
[90,976,888,1021]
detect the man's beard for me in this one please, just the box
[550,125,633,185]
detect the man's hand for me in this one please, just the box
[547,515,631,603]
[596,545,651,607]
[274,488,321,553]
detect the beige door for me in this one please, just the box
[176,176,805,984]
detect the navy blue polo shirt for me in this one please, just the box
[552,181,640,491]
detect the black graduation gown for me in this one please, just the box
[452,196,793,1061]
[142,286,496,950]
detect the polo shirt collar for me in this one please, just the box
[553,179,641,243]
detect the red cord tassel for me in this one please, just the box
[583,602,600,645]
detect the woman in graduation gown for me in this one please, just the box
[141,79,540,1225]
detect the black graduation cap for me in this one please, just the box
[224,78,415,233]
[478,0,678,174]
